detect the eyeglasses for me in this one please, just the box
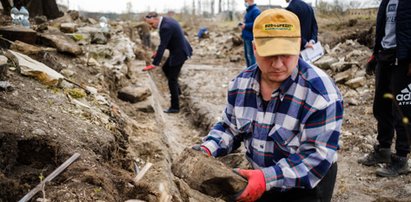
[145,15,155,19]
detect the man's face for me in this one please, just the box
[255,48,298,85]
[145,18,158,29]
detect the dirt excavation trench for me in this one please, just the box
[126,61,246,201]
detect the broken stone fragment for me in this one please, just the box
[60,23,78,33]
[0,26,37,45]
[0,81,14,91]
[172,148,247,200]
[313,55,338,70]
[117,85,151,103]
[10,40,55,55]
[0,55,8,80]
[38,33,82,55]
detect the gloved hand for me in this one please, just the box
[233,169,266,202]
[143,65,156,71]
[192,144,211,156]
[366,54,377,75]
[151,51,157,59]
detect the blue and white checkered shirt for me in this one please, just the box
[202,59,343,191]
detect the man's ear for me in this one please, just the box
[252,42,257,55]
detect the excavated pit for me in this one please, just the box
[0,133,58,201]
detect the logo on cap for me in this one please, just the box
[263,23,294,31]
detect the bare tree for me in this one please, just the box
[192,0,195,15]
[210,0,215,15]
[218,0,222,13]
[125,1,133,20]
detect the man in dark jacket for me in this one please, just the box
[239,0,260,67]
[358,0,411,177]
[144,12,193,113]
[286,0,318,51]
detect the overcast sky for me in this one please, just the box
[56,0,327,13]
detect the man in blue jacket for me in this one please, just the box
[144,12,193,113]
[358,0,411,177]
[239,0,260,67]
[286,0,318,50]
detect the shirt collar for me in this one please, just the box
[158,16,163,29]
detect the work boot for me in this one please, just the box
[376,155,410,177]
[358,145,391,166]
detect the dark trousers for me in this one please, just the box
[162,58,184,110]
[258,163,337,202]
[374,59,411,156]
[243,39,256,67]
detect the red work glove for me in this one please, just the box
[151,51,157,59]
[233,168,266,202]
[143,65,156,71]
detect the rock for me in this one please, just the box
[0,81,14,91]
[313,55,338,70]
[9,50,64,86]
[345,76,366,89]
[60,23,78,33]
[172,148,247,200]
[0,55,8,81]
[0,26,38,45]
[67,10,80,20]
[117,85,151,103]
[87,18,98,24]
[231,34,243,46]
[229,55,242,62]
[60,69,75,77]
[333,69,352,83]
[39,33,82,55]
[330,61,353,72]
[174,178,225,202]
[87,58,101,67]
[91,32,109,44]
[34,15,48,24]
[10,40,54,55]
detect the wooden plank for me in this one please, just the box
[18,153,81,202]
[133,162,153,183]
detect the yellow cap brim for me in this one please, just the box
[254,37,301,57]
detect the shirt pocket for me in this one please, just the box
[236,118,253,134]
[269,126,300,154]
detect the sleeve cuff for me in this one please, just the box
[201,141,219,157]
[261,166,283,191]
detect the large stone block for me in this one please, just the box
[172,148,247,201]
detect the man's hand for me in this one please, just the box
[151,51,157,59]
[366,55,377,75]
[233,169,266,202]
[143,65,156,71]
[305,41,314,49]
[192,144,211,156]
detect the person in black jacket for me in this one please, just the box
[358,0,411,177]
[144,12,193,113]
[285,0,318,51]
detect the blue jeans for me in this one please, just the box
[243,39,255,67]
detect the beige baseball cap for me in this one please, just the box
[253,9,301,57]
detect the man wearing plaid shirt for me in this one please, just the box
[197,9,343,202]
